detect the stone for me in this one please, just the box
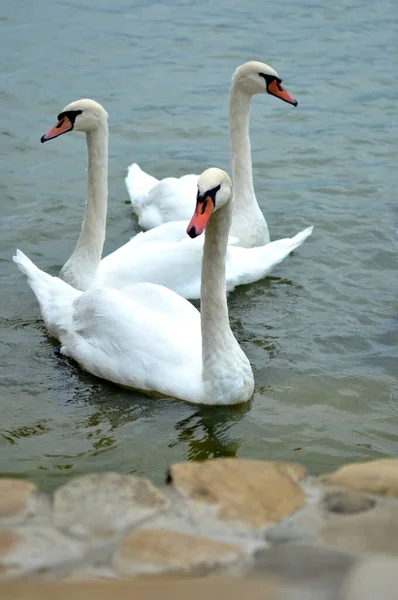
[0,479,38,522]
[0,527,84,579]
[321,504,398,554]
[250,543,357,587]
[114,528,241,576]
[0,579,281,600]
[322,489,376,515]
[321,459,398,497]
[342,556,398,600]
[53,473,168,539]
[167,459,306,528]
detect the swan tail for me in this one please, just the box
[13,249,79,338]
[125,163,159,211]
[260,225,313,266]
[227,226,313,290]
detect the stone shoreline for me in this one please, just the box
[1,457,398,598]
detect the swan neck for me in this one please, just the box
[200,198,239,386]
[64,123,108,287]
[229,86,269,246]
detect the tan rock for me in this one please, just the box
[114,529,241,576]
[0,479,38,521]
[0,579,281,600]
[0,527,83,579]
[321,459,398,496]
[322,504,398,554]
[167,459,306,528]
[53,473,168,539]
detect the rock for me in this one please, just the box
[166,459,306,528]
[53,473,168,539]
[321,504,398,554]
[0,527,84,579]
[342,556,398,600]
[114,528,241,576]
[0,479,38,522]
[250,543,357,587]
[321,459,398,497]
[322,489,376,515]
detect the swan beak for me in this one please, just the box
[186,196,214,238]
[41,116,73,143]
[267,80,297,106]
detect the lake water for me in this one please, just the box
[1,0,397,490]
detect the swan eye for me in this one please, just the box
[56,109,83,124]
[259,73,282,87]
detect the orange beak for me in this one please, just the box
[186,195,214,238]
[267,80,297,106]
[41,115,73,143]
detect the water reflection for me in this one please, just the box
[169,402,251,461]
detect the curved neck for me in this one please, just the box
[200,198,249,401]
[229,87,269,246]
[60,122,108,290]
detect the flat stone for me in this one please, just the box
[0,527,84,579]
[321,459,398,497]
[0,479,38,521]
[322,489,376,515]
[342,556,398,600]
[167,459,306,528]
[114,528,241,576]
[53,473,168,539]
[321,504,398,554]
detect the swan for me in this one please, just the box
[37,98,312,300]
[126,60,298,247]
[13,169,254,406]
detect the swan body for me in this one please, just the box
[14,169,254,406]
[37,92,312,299]
[126,61,298,248]
[95,221,313,300]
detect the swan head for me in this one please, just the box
[41,99,108,143]
[186,168,232,238]
[232,61,297,106]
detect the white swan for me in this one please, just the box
[37,98,312,300]
[13,169,254,406]
[126,60,298,247]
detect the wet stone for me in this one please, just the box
[322,489,376,515]
[0,527,84,579]
[167,459,306,528]
[321,504,398,554]
[0,479,38,523]
[321,459,398,497]
[113,528,242,576]
[53,473,168,539]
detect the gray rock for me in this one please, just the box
[249,543,358,588]
[53,473,169,539]
[0,526,84,579]
[322,489,376,515]
[342,556,398,600]
[322,504,398,554]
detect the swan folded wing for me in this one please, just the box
[125,163,159,211]
[62,284,202,395]
[96,229,205,300]
[135,174,199,230]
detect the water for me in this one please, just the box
[1,0,397,490]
